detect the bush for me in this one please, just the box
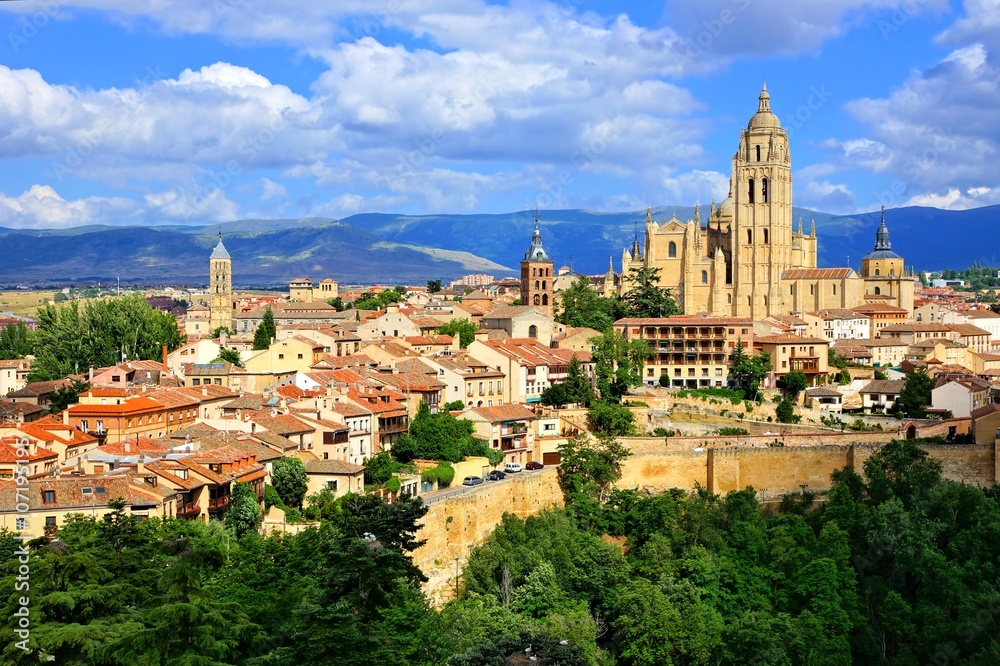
[652,427,676,437]
[717,427,750,436]
[675,387,744,402]
[658,374,670,388]
[264,484,284,511]
[744,400,754,413]
[271,457,308,509]
[421,462,456,487]
[775,399,795,424]
[587,401,636,436]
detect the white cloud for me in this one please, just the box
[0,184,241,229]
[798,180,857,214]
[905,186,1000,209]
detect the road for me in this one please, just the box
[420,467,551,506]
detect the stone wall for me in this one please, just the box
[414,468,564,604]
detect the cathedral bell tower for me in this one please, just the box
[731,84,793,319]
[209,231,235,332]
[520,213,554,317]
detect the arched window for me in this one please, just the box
[528,325,538,339]
[874,286,881,295]
[756,145,761,161]
[668,242,677,258]
[748,178,755,203]
[541,281,546,290]
[875,268,880,276]
[701,270,708,284]
[727,294,732,304]
[890,268,895,277]
[533,294,540,305]
[535,280,540,289]
[532,267,536,277]
[747,229,753,244]
[542,294,549,305]
[761,178,769,203]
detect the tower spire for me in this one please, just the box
[874,205,892,250]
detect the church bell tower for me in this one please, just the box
[520,212,554,317]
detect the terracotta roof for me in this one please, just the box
[168,423,220,439]
[8,380,70,398]
[808,308,869,320]
[859,379,906,394]
[469,403,538,422]
[881,323,952,333]
[0,438,58,464]
[97,437,169,457]
[851,302,908,314]
[782,268,855,279]
[805,387,842,397]
[615,316,753,326]
[755,334,830,345]
[0,474,175,511]
[481,338,592,367]
[304,459,365,475]
[249,412,313,436]
[971,402,1000,420]
[374,372,446,392]
[66,396,165,416]
[947,323,991,337]
[251,430,300,452]
[328,401,372,418]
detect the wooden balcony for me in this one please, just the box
[208,496,229,511]
[176,503,201,518]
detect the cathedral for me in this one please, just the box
[608,85,914,319]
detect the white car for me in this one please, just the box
[504,462,523,473]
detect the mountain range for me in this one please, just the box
[0,204,996,287]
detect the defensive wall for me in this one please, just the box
[416,424,998,602]
[414,467,564,604]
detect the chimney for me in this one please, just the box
[162,345,168,372]
[124,440,131,453]
[62,409,69,425]
[202,387,208,397]
[89,367,94,381]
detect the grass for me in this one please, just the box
[0,290,57,317]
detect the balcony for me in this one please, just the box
[501,438,527,451]
[500,424,528,437]
[208,496,229,511]
[176,503,201,518]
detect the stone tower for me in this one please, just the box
[209,232,235,332]
[520,213,554,317]
[731,83,794,319]
[861,206,904,279]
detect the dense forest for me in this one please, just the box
[3,439,1000,664]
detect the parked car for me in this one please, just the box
[486,470,506,481]
[525,461,544,470]
[462,475,484,486]
[504,462,523,473]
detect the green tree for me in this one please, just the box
[874,368,888,380]
[622,266,681,318]
[557,275,627,332]
[212,346,243,367]
[778,370,808,398]
[589,329,651,403]
[427,279,442,294]
[894,367,933,418]
[208,325,230,339]
[225,480,262,538]
[47,378,90,414]
[392,402,480,463]
[541,354,593,408]
[272,456,309,509]
[587,400,636,436]
[327,296,345,311]
[0,321,33,360]
[253,307,276,350]
[29,294,182,381]
[776,398,796,423]
[438,318,479,348]
[443,399,465,411]
[729,339,771,400]
[557,432,631,505]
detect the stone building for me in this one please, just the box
[609,85,913,319]
[289,277,339,303]
[209,233,236,332]
[520,214,554,317]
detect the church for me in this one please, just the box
[607,85,914,319]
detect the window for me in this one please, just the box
[327,480,339,491]
[528,325,538,339]
[727,294,732,304]
[748,178,755,203]
[45,516,56,528]
[701,270,708,284]
[668,241,676,258]
[755,145,761,161]
[15,517,26,530]
[833,284,837,295]
[810,284,815,296]
[43,490,55,504]
[747,229,753,244]
[214,378,222,385]
[875,268,880,276]
[763,228,769,244]
[874,286,881,295]
[761,178,769,203]
[278,354,284,359]
[297,354,303,360]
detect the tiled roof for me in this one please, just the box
[782,268,855,279]
[0,438,58,464]
[374,372,446,392]
[859,379,906,394]
[755,334,829,345]
[615,316,753,326]
[66,396,165,416]
[251,430,300,452]
[482,338,592,367]
[250,412,313,436]
[328,401,372,417]
[168,423,220,439]
[481,305,550,320]
[0,474,176,511]
[970,402,1000,420]
[805,387,842,397]
[9,380,70,398]
[470,403,538,422]
[98,437,168,457]
[304,459,365,475]
[947,323,991,337]
[881,323,951,333]
[851,302,908,314]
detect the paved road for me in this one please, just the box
[421,467,551,506]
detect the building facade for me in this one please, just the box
[209,233,236,332]
[612,86,913,319]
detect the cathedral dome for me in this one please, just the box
[747,83,781,131]
[717,196,734,217]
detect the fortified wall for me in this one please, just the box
[414,468,564,604]
[416,430,999,601]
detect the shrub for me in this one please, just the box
[717,427,750,436]
[421,462,456,487]
[658,374,670,388]
[775,399,795,424]
[652,427,676,437]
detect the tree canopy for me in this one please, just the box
[589,330,651,403]
[0,321,32,360]
[728,340,770,400]
[252,307,276,351]
[28,294,183,382]
[622,267,680,318]
[557,276,628,332]
[271,457,309,509]
[540,354,593,408]
[437,318,479,348]
[893,367,933,418]
[351,286,407,311]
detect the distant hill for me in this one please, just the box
[0,204,995,286]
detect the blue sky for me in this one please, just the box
[0,0,996,228]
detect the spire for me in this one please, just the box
[710,198,716,217]
[631,219,642,259]
[797,217,803,235]
[645,204,652,225]
[606,256,615,277]
[809,219,816,237]
[874,205,892,250]
[694,202,701,225]
[210,230,231,260]
[523,210,551,262]
[758,82,770,113]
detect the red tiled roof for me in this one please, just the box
[782,268,855,279]
[470,403,538,422]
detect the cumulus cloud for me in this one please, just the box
[797,180,858,214]
[0,184,241,229]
